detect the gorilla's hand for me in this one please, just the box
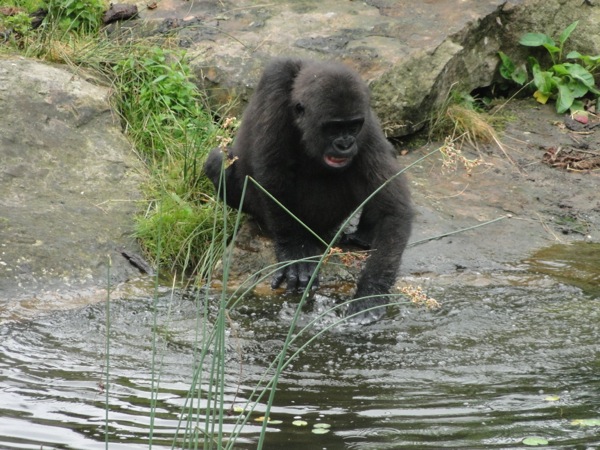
[345,279,388,325]
[345,296,386,325]
[270,261,320,293]
[271,242,321,293]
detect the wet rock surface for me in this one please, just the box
[0,58,144,306]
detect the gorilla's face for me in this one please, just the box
[319,116,364,169]
[292,64,370,171]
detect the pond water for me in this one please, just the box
[1,244,599,449]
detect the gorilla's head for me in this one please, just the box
[291,61,370,171]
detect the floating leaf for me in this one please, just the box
[313,423,331,429]
[292,420,308,427]
[522,436,549,446]
[254,416,282,424]
[571,418,600,427]
[544,395,560,402]
[232,406,245,413]
[311,427,330,435]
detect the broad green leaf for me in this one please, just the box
[512,66,528,85]
[311,428,330,435]
[566,50,583,60]
[520,33,555,47]
[313,423,331,429]
[556,82,575,113]
[559,21,579,45]
[542,43,561,56]
[562,63,596,88]
[532,64,555,95]
[570,100,585,113]
[566,79,588,98]
[551,63,569,76]
[498,51,515,80]
[293,420,308,426]
[527,55,541,69]
[498,51,515,70]
[498,52,515,80]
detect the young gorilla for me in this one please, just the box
[204,58,412,324]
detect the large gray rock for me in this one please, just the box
[0,58,144,306]
[132,0,599,137]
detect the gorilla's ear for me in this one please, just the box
[294,102,305,116]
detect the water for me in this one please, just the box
[1,245,599,449]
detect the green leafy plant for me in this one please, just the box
[1,11,33,41]
[111,46,236,274]
[499,21,600,114]
[44,0,106,34]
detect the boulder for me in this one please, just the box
[0,58,145,307]
[131,0,599,137]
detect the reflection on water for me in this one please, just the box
[1,264,600,448]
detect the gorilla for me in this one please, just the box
[204,58,412,324]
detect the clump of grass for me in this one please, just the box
[109,45,237,275]
[429,89,501,151]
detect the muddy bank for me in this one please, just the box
[402,98,599,280]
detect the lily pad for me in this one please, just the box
[311,427,330,435]
[571,418,600,427]
[292,420,308,427]
[522,436,548,446]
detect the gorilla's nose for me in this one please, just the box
[334,136,355,152]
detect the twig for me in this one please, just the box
[408,214,512,247]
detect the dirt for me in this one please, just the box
[400,97,600,282]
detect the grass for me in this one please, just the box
[428,88,501,150]
[2,3,236,280]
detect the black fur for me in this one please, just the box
[204,58,413,324]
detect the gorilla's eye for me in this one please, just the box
[294,102,305,115]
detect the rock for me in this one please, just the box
[127,0,599,138]
[0,58,145,304]
[102,3,138,25]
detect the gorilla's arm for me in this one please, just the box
[250,172,324,292]
[239,58,323,292]
[346,157,413,323]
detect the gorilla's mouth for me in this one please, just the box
[324,155,352,168]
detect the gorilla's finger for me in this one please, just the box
[271,268,286,289]
[297,264,310,290]
[280,265,298,293]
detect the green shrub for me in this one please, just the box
[44,0,106,34]
[499,21,600,114]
